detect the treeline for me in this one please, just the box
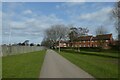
[41,24,90,48]
[3,40,41,46]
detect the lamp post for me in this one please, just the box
[59,36,62,53]
[8,20,12,55]
[59,40,60,53]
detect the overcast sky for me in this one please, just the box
[2,2,117,44]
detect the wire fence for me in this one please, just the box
[1,45,46,56]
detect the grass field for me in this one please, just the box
[2,50,46,78]
[58,49,119,79]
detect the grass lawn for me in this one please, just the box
[2,50,46,78]
[57,49,119,79]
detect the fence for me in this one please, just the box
[1,45,46,56]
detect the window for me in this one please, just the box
[83,41,85,43]
[63,43,66,45]
[92,41,94,42]
[80,45,81,47]
[106,40,108,42]
[84,45,85,47]
[88,45,90,47]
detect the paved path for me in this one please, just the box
[40,49,94,78]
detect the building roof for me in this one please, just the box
[76,36,92,41]
[95,34,112,40]
[56,34,112,43]
[56,40,69,43]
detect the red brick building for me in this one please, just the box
[92,34,113,49]
[57,34,113,49]
[56,40,70,48]
[71,36,92,47]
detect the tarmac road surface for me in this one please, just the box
[40,49,94,78]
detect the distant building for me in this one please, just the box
[56,40,69,48]
[92,34,113,49]
[72,36,93,47]
[56,34,113,49]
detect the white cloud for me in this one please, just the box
[23,9,32,15]
[10,21,27,29]
[2,2,115,44]
[2,10,65,44]
[79,7,113,22]
[68,6,115,39]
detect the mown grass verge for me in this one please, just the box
[57,49,119,79]
[2,50,46,78]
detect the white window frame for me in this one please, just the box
[63,43,66,45]
[106,40,108,42]
[84,45,85,47]
[96,45,97,47]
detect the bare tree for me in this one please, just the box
[69,27,78,42]
[68,26,89,52]
[69,27,89,42]
[41,37,51,47]
[112,1,120,41]
[95,26,108,35]
[78,27,89,36]
[95,26,108,50]
[42,24,69,50]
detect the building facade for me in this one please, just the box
[57,34,113,49]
